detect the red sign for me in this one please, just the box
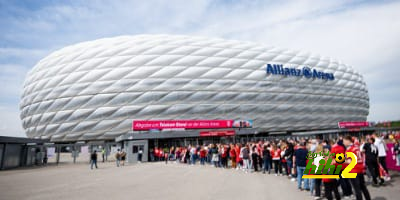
[386,143,400,171]
[338,121,370,129]
[199,130,235,137]
[133,120,234,131]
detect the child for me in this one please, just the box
[323,177,341,200]
[322,147,340,200]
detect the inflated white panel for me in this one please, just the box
[20,35,369,141]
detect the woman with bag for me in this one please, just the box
[211,144,219,168]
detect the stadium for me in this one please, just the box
[19,34,369,161]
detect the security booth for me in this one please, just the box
[124,140,148,163]
[0,136,49,170]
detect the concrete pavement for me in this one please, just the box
[0,162,398,200]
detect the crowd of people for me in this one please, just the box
[152,133,399,200]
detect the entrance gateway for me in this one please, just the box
[116,120,376,164]
[116,119,257,163]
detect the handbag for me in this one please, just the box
[379,163,390,181]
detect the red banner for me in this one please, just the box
[386,143,400,171]
[133,120,234,131]
[199,130,235,137]
[338,121,370,128]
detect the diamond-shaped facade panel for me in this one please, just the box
[20,35,369,141]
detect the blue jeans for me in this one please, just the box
[200,157,205,165]
[116,159,120,167]
[304,176,310,190]
[243,159,250,172]
[286,159,293,177]
[263,158,270,173]
[191,155,196,164]
[310,179,315,195]
[397,154,400,166]
[91,160,98,169]
[297,166,309,190]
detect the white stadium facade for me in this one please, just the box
[20,35,369,150]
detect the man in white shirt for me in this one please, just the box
[373,133,388,174]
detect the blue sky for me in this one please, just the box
[1,0,399,137]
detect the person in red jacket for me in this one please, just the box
[235,144,242,169]
[199,147,207,165]
[154,148,160,161]
[221,145,228,168]
[271,144,282,176]
[322,146,341,200]
[343,135,371,200]
[230,144,237,169]
[323,177,340,200]
[331,138,352,198]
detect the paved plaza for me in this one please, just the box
[0,162,399,200]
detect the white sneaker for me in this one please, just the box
[291,178,296,182]
[275,174,278,176]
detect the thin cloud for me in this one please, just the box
[0,0,399,137]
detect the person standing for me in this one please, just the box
[362,137,384,185]
[323,177,341,200]
[332,138,352,198]
[229,144,237,169]
[138,148,143,163]
[200,146,206,165]
[149,148,154,162]
[242,145,250,173]
[262,144,271,174]
[90,150,98,170]
[373,133,388,175]
[280,143,288,176]
[175,147,182,163]
[190,146,197,165]
[322,150,341,200]
[221,145,228,168]
[343,136,371,200]
[169,146,175,161]
[294,142,309,191]
[312,144,324,199]
[271,144,282,176]
[120,149,126,166]
[115,149,121,167]
[101,148,106,162]
[211,144,219,167]
[154,148,159,161]
[395,139,400,166]
[251,146,259,172]
[235,144,242,170]
[217,144,223,168]
[164,146,170,164]
[284,141,294,178]
[185,147,190,164]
